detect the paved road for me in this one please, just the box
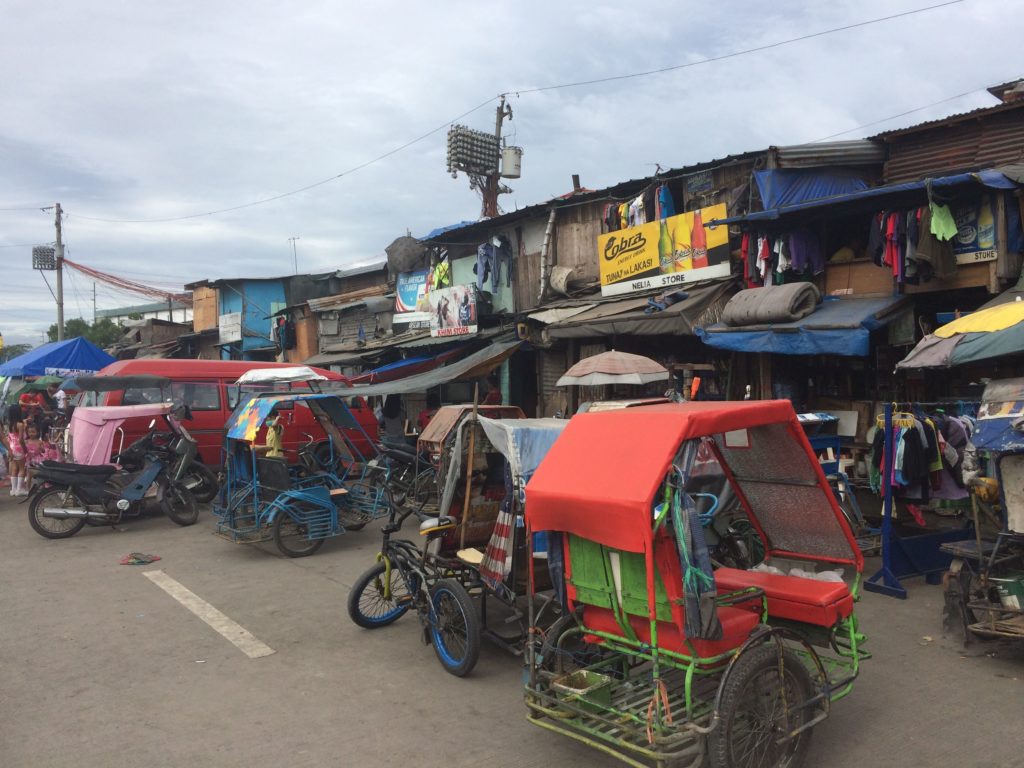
[2,493,1023,768]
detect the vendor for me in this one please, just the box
[417,390,441,433]
[482,375,502,405]
[379,395,410,447]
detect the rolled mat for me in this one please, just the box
[720,282,821,326]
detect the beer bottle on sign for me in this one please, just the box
[978,197,995,250]
[672,214,692,272]
[690,209,708,269]
[658,219,674,273]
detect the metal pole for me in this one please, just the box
[482,96,509,218]
[55,203,64,340]
[289,236,300,274]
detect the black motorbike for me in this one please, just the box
[115,427,219,504]
[27,423,200,539]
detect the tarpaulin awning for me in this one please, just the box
[544,280,733,338]
[0,337,116,377]
[697,295,908,357]
[528,304,597,325]
[347,340,521,398]
[525,401,861,565]
[896,298,1024,369]
[753,168,869,210]
[710,169,1018,226]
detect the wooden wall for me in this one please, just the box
[191,286,219,331]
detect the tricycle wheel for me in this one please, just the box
[942,566,978,646]
[272,510,325,557]
[709,643,814,768]
[28,487,87,539]
[429,578,480,677]
[162,483,199,526]
[538,611,601,674]
[348,561,419,628]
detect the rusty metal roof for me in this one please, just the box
[769,140,885,168]
[871,99,1024,140]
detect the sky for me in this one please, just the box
[0,0,1020,346]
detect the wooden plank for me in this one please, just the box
[904,262,992,293]
[824,260,893,297]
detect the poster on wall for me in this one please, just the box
[393,269,432,324]
[953,195,998,265]
[596,202,731,297]
[429,284,477,337]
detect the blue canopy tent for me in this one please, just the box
[696,295,909,357]
[0,337,116,377]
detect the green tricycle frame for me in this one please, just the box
[524,401,869,768]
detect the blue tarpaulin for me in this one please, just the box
[696,295,908,357]
[710,169,1018,226]
[753,169,869,210]
[0,337,116,377]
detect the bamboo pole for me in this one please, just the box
[460,383,479,550]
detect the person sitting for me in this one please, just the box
[417,391,441,433]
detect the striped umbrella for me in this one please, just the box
[556,350,669,386]
[897,298,1024,369]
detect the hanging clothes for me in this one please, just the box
[658,184,676,219]
[929,201,958,240]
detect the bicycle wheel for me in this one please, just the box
[709,644,814,768]
[272,509,326,557]
[347,561,419,628]
[429,578,480,677]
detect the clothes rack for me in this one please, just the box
[864,400,978,599]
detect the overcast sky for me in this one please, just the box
[0,0,1019,345]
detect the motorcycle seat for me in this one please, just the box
[39,460,119,476]
[380,445,420,463]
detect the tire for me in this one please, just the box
[537,612,605,674]
[28,486,87,539]
[709,644,815,768]
[162,483,199,526]
[186,463,219,504]
[347,560,419,629]
[272,509,326,558]
[942,567,978,646]
[429,578,480,677]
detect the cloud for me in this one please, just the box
[0,0,1018,345]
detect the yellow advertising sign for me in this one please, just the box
[597,202,730,297]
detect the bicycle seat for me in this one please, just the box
[382,445,419,463]
[419,516,456,536]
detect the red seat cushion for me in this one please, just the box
[714,567,853,627]
[581,604,760,659]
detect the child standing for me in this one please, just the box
[5,403,28,496]
[23,422,57,489]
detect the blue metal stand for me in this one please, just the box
[865,403,972,599]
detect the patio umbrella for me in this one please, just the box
[556,350,670,386]
[897,297,1024,370]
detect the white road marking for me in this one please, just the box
[143,569,276,659]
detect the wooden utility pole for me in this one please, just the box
[54,203,64,340]
[482,96,512,218]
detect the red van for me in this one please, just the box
[95,359,379,466]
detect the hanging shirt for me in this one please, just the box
[930,202,958,241]
[788,229,824,274]
[658,185,676,219]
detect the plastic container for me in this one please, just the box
[551,670,612,713]
[990,572,1024,611]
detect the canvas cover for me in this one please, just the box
[225,393,360,442]
[69,403,173,465]
[525,401,861,567]
[0,337,116,377]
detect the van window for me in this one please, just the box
[123,383,220,411]
[122,387,164,406]
[170,381,221,411]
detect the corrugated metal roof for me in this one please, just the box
[334,261,387,279]
[422,149,765,242]
[883,107,1024,183]
[770,140,885,168]
[871,99,1024,140]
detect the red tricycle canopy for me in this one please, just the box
[525,400,861,569]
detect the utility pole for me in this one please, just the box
[92,282,97,323]
[54,203,64,341]
[482,95,513,218]
[288,236,300,274]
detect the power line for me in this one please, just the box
[807,82,1011,143]
[62,1,961,226]
[512,0,964,94]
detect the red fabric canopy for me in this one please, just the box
[526,400,862,571]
